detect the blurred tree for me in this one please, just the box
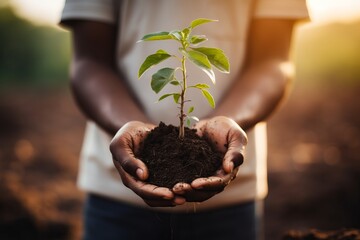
[0,5,71,88]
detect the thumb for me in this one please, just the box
[222,127,247,173]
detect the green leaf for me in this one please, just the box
[170,30,182,41]
[182,28,191,39]
[170,80,180,86]
[191,83,210,89]
[201,89,215,108]
[138,50,171,78]
[188,106,194,114]
[191,47,230,73]
[151,68,175,93]
[139,31,173,41]
[158,93,174,101]
[173,93,180,103]
[184,50,215,84]
[190,35,208,45]
[186,118,191,127]
[190,18,218,29]
[158,93,180,104]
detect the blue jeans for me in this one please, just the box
[83,194,258,240]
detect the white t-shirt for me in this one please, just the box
[61,0,308,212]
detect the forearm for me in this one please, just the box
[71,59,149,136]
[210,59,291,131]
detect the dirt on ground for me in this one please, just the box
[0,85,359,239]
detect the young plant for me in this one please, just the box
[138,18,230,139]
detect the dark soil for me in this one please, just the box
[283,229,360,240]
[136,122,224,188]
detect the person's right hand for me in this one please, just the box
[110,121,186,207]
[172,116,247,202]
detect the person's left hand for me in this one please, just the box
[172,116,247,202]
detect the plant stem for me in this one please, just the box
[179,55,187,139]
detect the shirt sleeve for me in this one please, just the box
[60,0,116,25]
[254,0,309,19]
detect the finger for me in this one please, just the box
[231,166,240,180]
[133,188,181,207]
[222,127,247,173]
[173,182,192,195]
[223,150,244,173]
[173,182,221,203]
[193,120,207,137]
[191,166,239,191]
[191,176,227,191]
[173,183,221,203]
[116,164,174,201]
[110,132,149,180]
[173,196,187,205]
[113,162,175,206]
[111,146,149,180]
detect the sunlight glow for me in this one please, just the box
[307,0,360,22]
[10,0,65,26]
[8,0,360,26]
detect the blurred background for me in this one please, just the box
[0,0,359,239]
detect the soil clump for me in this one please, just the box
[136,122,223,188]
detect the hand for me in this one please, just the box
[110,121,186,207]
[173,116,247,202]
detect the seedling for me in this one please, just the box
[138,18,230,138]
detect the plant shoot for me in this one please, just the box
[138,18,230,138]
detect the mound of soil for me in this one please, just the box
[136,122,223,188]
[283,229,360,240]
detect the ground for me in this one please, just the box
[265,85,360,239]
[0,85,359,239]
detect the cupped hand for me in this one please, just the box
[110,121,186,207]
[173,116,247,202]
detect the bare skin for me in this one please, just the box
[109,116,247,206]
[66,18,296,207]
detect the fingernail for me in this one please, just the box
[191,179,204,189]
[174,197,186,205]
[233,154,244,167]
[163,193,173,200]
[173,187,185,194]
[136,168,144,179]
